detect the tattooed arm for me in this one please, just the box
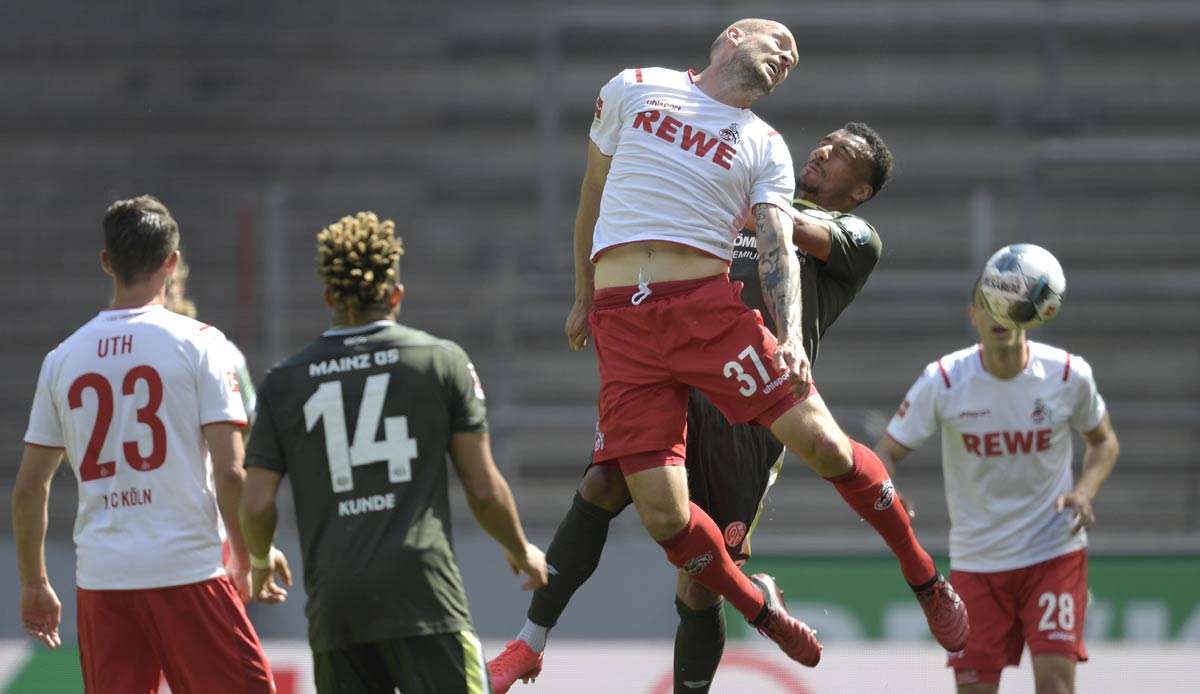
[754,202,812,395]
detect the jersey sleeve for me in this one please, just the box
[443,342,488,434]
[24,351,64,448]
[1067,354,1107,432]
[749,132,795,212]
[885,363,942,450]
[589,70,629,156]
[194,329,249,427]
[822,212,883,292]
[245,373,286,474]
[227,341,257,425]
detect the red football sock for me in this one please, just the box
[658,502,765,622]
[827,440,937,586]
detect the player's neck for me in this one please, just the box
[330,309,396,328]
[692,68,753,109]
[109,283,167,311]
[980,342,1028,380]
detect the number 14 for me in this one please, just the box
[303,373,417,493]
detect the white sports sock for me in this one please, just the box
[516,620,549,653]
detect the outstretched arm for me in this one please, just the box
[874,434,918,519]
[1057,413,1119,534]
[239,467,292,604]
[450,432,548,589]
[12,444,64,648]
[754,202,810,394]
[745,206,835,261]
[205,422,253,602]
[566,141,613,351]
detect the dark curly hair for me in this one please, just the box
[843,122,894,198]
[315,212,404,320]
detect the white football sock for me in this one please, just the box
[516,620,549,653]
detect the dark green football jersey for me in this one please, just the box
[731,197,882,363]
[245,321,487,652]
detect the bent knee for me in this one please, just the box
[578,465,631,512]
[636,505,688,540]
[802,432,852,477]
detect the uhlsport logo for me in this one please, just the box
[683,552,714,575]
[874,479,896,511]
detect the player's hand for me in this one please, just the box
[1055,491,1095,535]
[226,554,253,603]
[506,542,549,590]
[774,337,812,398]
[20,581,62,649]
[565,299,592,351]
[251,548,292,605]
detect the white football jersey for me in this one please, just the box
[24,305,247,590]
[886,341,1106,573]
[589,67,794,262]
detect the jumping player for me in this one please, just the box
[491,17,966,690]
[490,123,929,694]
[239,212,548,694]
[13,195,275,692]
[876,281,1119,694]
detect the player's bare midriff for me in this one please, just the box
[593,240,730,290]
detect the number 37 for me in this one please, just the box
[723,346,771,397]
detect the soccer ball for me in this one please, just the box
[979,243,1066,329]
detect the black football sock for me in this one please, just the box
[526,492,622,629]
[673,597,726,694]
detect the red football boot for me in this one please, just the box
[915,574,970,652]
[487,640,544,694]
[749,573,823,667]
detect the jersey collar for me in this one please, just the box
[322,320,397,337]
[96,304,167,320]
[976,342,1041,381]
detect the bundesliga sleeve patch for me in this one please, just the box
[467,362,486,401]
[594,97,603,121]
[839,215,875,246]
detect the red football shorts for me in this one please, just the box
[77,575,276,693]
[588,273,808,468]
[948,549,1089,685]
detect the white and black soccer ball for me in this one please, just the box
[979,243,1066,329]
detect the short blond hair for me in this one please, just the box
[315,212,404,317]
[165,253,198,318]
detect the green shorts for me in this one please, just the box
[313,630,489,694]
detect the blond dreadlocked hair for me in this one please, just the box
[316,212,404,321]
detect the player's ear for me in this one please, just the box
[390,283,405,307]
[323,287,336,309]
[99,250,115,279]
[851,183,873,205]
[162,250,180,276]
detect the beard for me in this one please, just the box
[727,51,773,97]
[797,172,820,196]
